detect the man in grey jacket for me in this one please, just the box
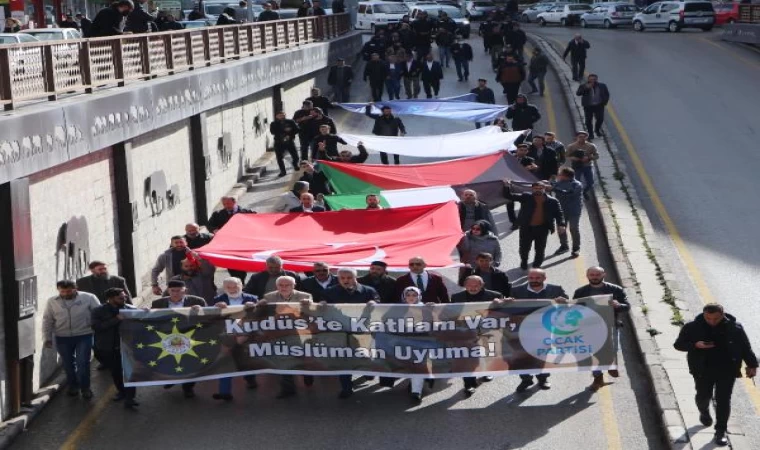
[549,167,584,257]
[151,236,193,295]
[43,280,102,398]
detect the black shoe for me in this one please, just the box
[479,376,494,383]
[338,389,353,399]
[555,246,569,255]
[699,410,713,427]
[516,379,534,393]
[596,129,605,137]
[212,393,234,401]
[411,392,423,403]
[163,384,173,390]
[520,261,528,271]
[81,389,93,399]
[183,390,196,399]
[571,250,580,258]
[124,399,139,409]
[112,392,126,402]
[247,379,258,389]
[538,380,552,390]
[276,390,296,399]
[463,387,476,397]
[531,262,542,269]
[510,223,519,231]
[714,432,728,446]
[277,171,287,178]
[587,136,594,142]
[67,388,80,397]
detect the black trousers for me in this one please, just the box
[280,374,314,393]
[275,141,299,173]
[463,377,478,388]
[695,375,736,432]
[519,226,550,266]
[422,79,440,98]
[380,152,400,165]
[370,82,384,102]
[584,105,605,137]
[502,82,521,105]
[520,374,550,383]
[298,135,310,161]
[571,57,586,81]
[506,201,517,223]
[102,352,136,399]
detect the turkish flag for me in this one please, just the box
[196,202,464,272]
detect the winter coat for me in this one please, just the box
[551,178,584,217]
[364,60,388,83]
[506,96,541,130]
[458,228,502,267]
[470,87,495,104]
[43,292,101,341]
[366,105,406,136]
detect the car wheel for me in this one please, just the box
[581,19,587,28]
[560,18,567,26]
[522,14,530,23]
[539,18,547,26]
[701,25,713,31]
[604,19,614,29]
[633,20,644,32]
[668,21,680,32]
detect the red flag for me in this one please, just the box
[197,202,463,272]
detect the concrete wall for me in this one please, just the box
[27,150,118,389]
[128,119,196,292]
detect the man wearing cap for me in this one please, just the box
[257,2,280,21]
[566,130,599,199]
[358,261,397,303]
[328,58,353,103]
[152,280,206,398]
[365,103,406,165]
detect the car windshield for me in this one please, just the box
[684,3,713,12]
[23,31,64,41]
[0,36,18,44]
[569,4,591,11]
[433,7,463,17]
[375,4,409,13]
[615,5,638,12]
[713,4,732,11]
[205,4,235,15]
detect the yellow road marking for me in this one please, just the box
[59,386,116,450]
[699,37,760,71]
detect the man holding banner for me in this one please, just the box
[365,104,406,165]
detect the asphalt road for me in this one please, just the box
[529,23,760,447]
[12,35,666,450]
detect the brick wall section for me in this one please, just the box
[27,150,117,389]
[128,119,195,292]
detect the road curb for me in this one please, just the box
[527,34,701,449]
[0,373,66,450]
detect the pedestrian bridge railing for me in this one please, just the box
[0,13,351,110]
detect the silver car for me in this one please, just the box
[521,2,565,23]
[580,2,639,28]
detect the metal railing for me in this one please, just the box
[0,13,351,110]
[738,4,760,24]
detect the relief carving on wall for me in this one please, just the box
[217,132,233,170]
[56,216,90,281]
[143,171,180,217]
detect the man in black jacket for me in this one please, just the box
[257,2,280,21]
[293,100,313,160]
[303,108,337,157]
[563,34,591,82]
[506,94,541,131]
[357,261,397,303]
[337,144,369,164]
[92,288,137,408]
[89,0,133,37]
[76,13,92,36]
[311,124,348,161]
[402,52,423,99]
[508,268,568,392]
[411,11,435,59]
[362,35,387,62]
[573,266,630,390]
[77,261,132,304]
[331,0,346,13]
[297,262,338,301]
[674,303,758,446]
[471,79,496,129]
[184,223,213,249]
[365,104,406,165]
[503,22,526,60]
[527,135,559,181]
[364,53,388,102]
[307,88,331,115]
[207,196,255,233]
[270,111,300,176]
[421,53,444,99]
[451,37,473,82]
[299,161,331,196]
[124,0,156,33]
[459,252,510,297]
[504,181,564,270]
[576,74,610,140]
[328,58,353,103]
[244,256,299,298]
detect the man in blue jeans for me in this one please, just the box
[566,130,599,200]
[43,280,101,398]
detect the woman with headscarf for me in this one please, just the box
[401,286,436,403]
[458,220,502,282]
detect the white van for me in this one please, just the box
[355,1,410,33]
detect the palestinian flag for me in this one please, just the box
[320,151,537,207]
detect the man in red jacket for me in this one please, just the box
[394,257,450,303]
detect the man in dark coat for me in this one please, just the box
[365,104,406,165]
[270,111,300,177]
[328,58,353,103]
[297,262,338,301]
[184,223,213,250]
[576,74,610,140]
[243,255,299,298]
[395,257,450,304]
[674,303,758,446]
[496,55,525,105]
[471,79,496,129]
[526,135,559,181]
[364,53,388,102]
[503,22,526,60]
[152,280,206,398]
[77,261,132,304]
[303,108,337,154]
[562,33,591,82]
[76,13,93,36]
[357,261,397,303]
[402,52,423,99]
[124,0,156,33]
[307,88,332,115]
[293,100,314,160]
[411,11,435,59]
[451,37,473,82]
[91,288,137,408]
[89,0,133,37]
[459,252,510,297]
[421,53,444,99]
[573,266,629,390]
[207,196,255,233]
[458,189,497,233]
[298,162,331,196]
[362,35,387,62]
[506,94,540,131]
[289,193,326,213]
[331,0,346,13]
[257,2,280,21]
[508,268,568,391]
[503,181,565,270]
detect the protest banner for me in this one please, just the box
[121,296,616,386]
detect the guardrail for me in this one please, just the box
[738,4,760,24]
[0,13,351,111]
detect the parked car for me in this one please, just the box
[537,3,592,26]
[521,3,566,23]
[0,33,40,45]
[633,1,715,32]
[178,20,215,28]
[713,1,740,25]
[410,4,471,37]
[580,2,639,28]
[356,1,410,32]
[466,1,498,19]
[20,29,82,41]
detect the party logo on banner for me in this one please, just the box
[518,305,608,364]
